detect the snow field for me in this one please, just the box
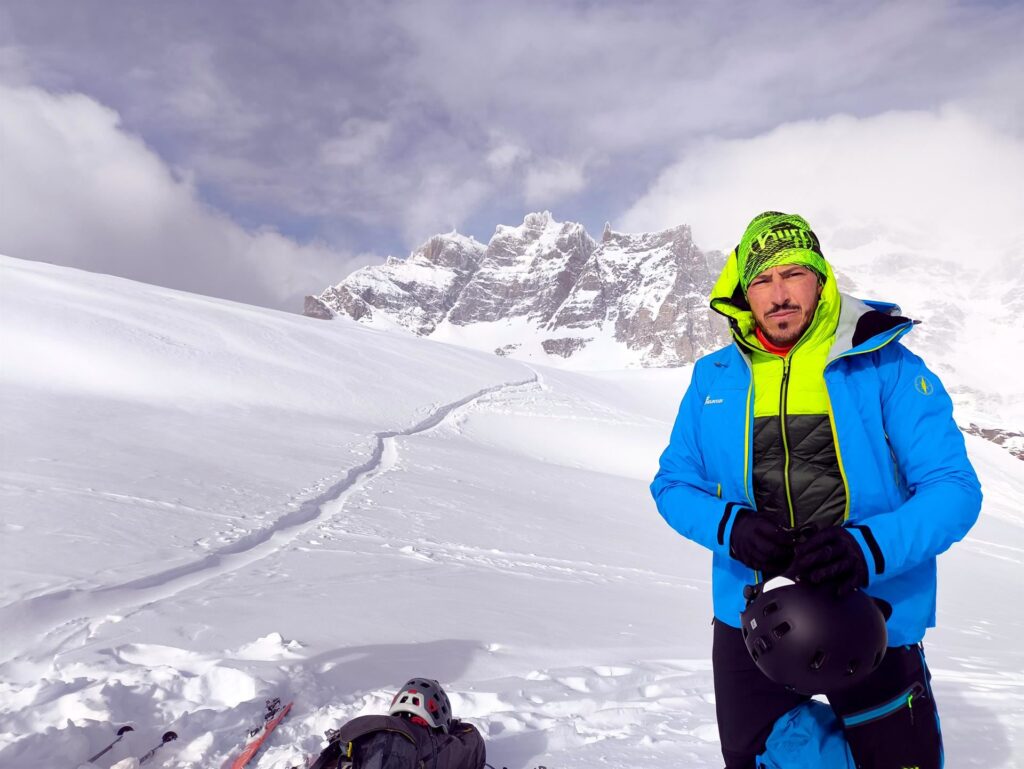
[1,255,1022,768]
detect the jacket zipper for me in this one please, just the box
[779,356,795,528]
[822,386,851,522]
[743,373,754,506]
[732,338,757,509]
[822,323,913,523]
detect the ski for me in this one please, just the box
[228,697,294,769]
[86,724,135,763]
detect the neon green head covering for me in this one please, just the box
[737,211,828,294]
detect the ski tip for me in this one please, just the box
[117,725,136,736]
[162,731,178,742]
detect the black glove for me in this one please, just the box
[729,509,794,574]
[790,525,868,596]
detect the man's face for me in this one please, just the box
[746,264,823,347]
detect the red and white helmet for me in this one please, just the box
[388,677,452,733]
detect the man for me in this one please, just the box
[650,212,981,768]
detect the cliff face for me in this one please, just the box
[308,211,728,367]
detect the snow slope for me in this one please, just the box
[1,255,1022,768]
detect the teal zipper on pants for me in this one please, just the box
[842,681,926,728]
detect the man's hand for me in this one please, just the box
[729,509,794,574]
[790,526,868,596]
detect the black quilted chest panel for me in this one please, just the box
[753,414,846,529]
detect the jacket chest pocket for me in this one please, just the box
[698,392,748,492]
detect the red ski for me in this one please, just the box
[229,698,293,769]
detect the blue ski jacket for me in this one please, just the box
[651,254,982,645]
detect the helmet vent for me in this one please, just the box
[389,677,453,733]
[873,650,884,668]
[762,601,779,616]
[772,622,791,639]
[809,650,826,670]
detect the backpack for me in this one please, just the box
[309,714,485,769]
[756,700,855,769]
[346,731,419,769]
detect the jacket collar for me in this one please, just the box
[829,296,916,361]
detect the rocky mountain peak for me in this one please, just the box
[306,213,728,368]
[522,210,555,228]
[599,222,693,252]
[412,232,485,271]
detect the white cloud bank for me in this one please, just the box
[620,108,1024,273]
[0,84,368,311]
[524,158,587,207]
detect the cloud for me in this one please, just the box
[2,0,1021,253]
[400,168,492,245]
[395,1,1024,152]
[524,159,587,206]
[319,118,393,168]
[0,84,366,311]
[619,108,1024,270]
[485,139,530,174]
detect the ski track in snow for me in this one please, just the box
[295,372,706,592]
[0,365,731,769]
[0,377,537,666]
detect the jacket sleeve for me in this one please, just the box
[650,362,745,557]
[847,344,982,584]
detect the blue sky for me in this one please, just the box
[1,0,1021,310]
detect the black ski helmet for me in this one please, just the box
[389,677,453,733]
[740,576,888,695]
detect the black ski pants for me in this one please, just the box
[712,619,943,769]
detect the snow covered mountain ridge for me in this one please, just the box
[305,211,728,369]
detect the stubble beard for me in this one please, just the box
[758,307,813,347]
